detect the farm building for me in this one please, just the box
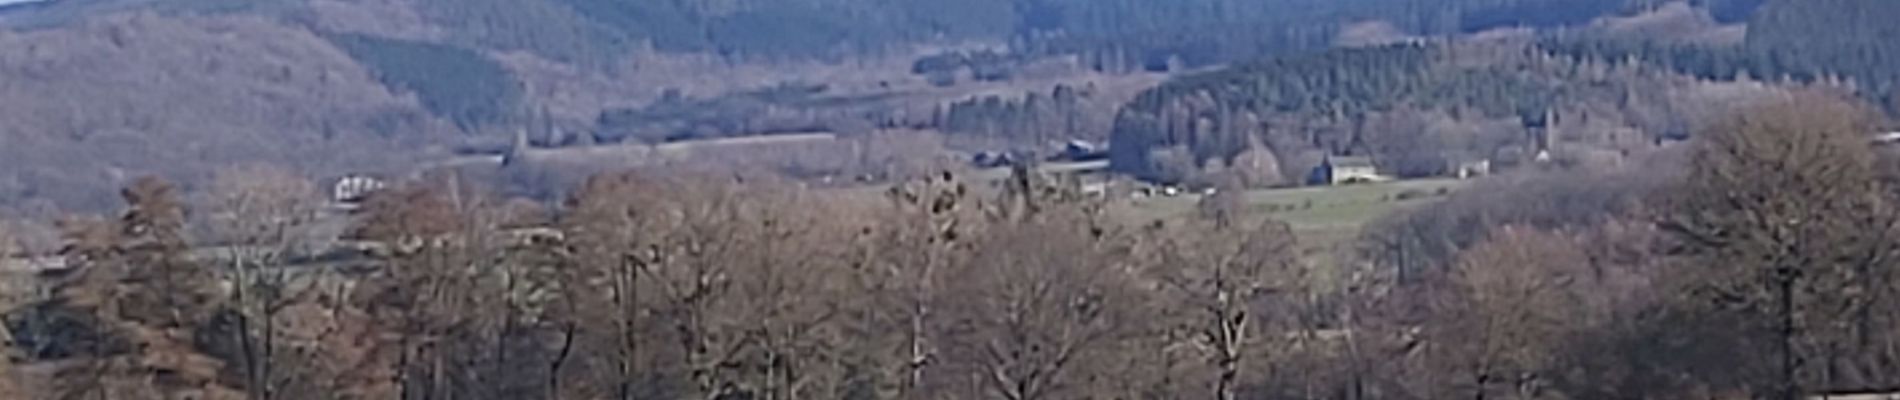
[331,175,387,206]
[1455,159,1492,179]
[1876,131,1900,145]
[1311,156,1386,185]
[0,255,66,273]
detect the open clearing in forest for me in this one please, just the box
[1119,178,1470,273]
[1121,178,1468,232]
[817,175,1468,274]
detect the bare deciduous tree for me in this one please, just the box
[1662,93,1900,397]
[867,172,980,398]
[1427,226,1597,399]
[940,216,1143,400]
[34,177,241,400]
[203,165,323,400]
[1150,217,1300,400]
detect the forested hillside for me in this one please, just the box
[1542,0,1900,113]
[325,33,522,128]
[1017,0,1643,69]
[1101,0,1900,188]
[4,0,1681,66]
[369,0,1671,66]
[938,83,1123,144]
[1103,42,1770,185]
[0,0,1813,214]
[0,15,449,214]
[1739,0,1898,110]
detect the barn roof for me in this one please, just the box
[1876,132,1900,144]
[1328,156,1374,169]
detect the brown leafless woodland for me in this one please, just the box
[4,94,1900,400]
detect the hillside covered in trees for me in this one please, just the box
[1103,0,1900,188]
[325,33,523,129]
[0,0,1731,65]
[0,15,450,214]
[0,0,1797,215]
[1103,41,1780,186]
[1544,0,1900,113]
[1,0,1892,217]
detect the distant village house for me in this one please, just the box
[1311,156,1386,185]
[331,175,387,206]
[1455,159,1492,179]
[1874,131,1900,145]
[1058,140,1108,162]
[0,254,67,274]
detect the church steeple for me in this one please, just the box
[1533,107,1557,163]
[1539,107,1557,152]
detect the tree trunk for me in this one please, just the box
[396,313,414,400]
[262,277,278,400]
[1216,326,1241,400]
[432,345,447,400]
[614,256,639,400]
[1778,273,1800,400]
[906,298,928,397]
[548,322,576,400]
[232,257,265,400]
[496,269,519,397]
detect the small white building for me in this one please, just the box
[1456,159,1492,179]
[1874,132,1900,145]
[1314,156,1386,185]
[332,175,387,205]
[0,255,69,273]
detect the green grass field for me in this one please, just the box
[823,175,1466,262]
[1118,178,1469,274]
[1121,179,1466,230]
